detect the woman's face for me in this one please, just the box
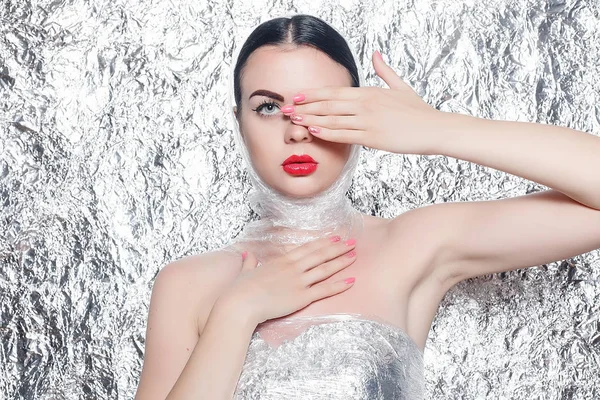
[234,45,354,198]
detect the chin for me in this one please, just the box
[272,177,333,199]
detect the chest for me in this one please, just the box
[263,225,426,330]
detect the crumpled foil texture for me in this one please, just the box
[233,313,424,399]
[1,0,599,399]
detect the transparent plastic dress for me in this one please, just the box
[233,313,425,400]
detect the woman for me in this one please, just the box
[135,14,600,400]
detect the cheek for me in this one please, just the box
[242,120,281,158]
[330,144,352,163]
[240,121,259,154]
[243,133,278,171]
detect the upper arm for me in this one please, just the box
[430,189,600,286]
[135,258,214,400]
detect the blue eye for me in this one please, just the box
[252,100,280,117]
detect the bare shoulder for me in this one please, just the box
[155,248,243,334]
[136,249,242,399]
[382,204,457,284]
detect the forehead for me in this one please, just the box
[241,45,353,101]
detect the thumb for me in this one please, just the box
[372,50,407,90]
[241,251,258,271]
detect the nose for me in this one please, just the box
[284,120,313,144]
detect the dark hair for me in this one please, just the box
[233,14,360,116]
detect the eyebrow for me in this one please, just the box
[248,89,284,102]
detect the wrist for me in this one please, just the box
[428,112,479,156]
[213,294,261,330]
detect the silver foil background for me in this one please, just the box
[1,0,599,399]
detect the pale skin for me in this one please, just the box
[135,44,600,399]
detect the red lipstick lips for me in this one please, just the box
[282,154,318,176]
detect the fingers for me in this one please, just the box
[372,50,406,90]
[307,275,356,303]
[291,87,359,104]
[288,111,367,145]
[295,237,357,272]
[284,100,360,117]
[290,113,367,131]
[285,235,345,263]
[299,126,366,146]
[301,247,357,286]
[241,250,258,271]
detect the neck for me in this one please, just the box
[230,188,363,263]
[249,187,356,233]
[227,140,363,263]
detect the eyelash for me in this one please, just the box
[251,100,280,118]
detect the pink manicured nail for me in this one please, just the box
[293,94,305,102]
[281,105,294,113]
[345,239,356,246]
[344,277,356,284]
[346,251,356,258]
[242,251,247,261]
[290,114,303,122]
[330,235,341,242]
[308,126,320,135]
